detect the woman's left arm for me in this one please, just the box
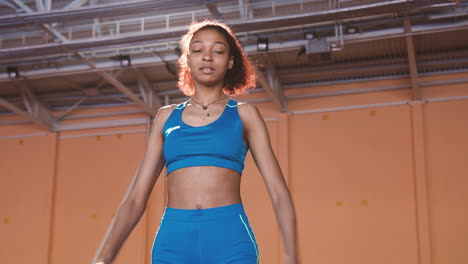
[240,103,299,264]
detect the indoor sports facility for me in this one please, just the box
[1,1,468,264]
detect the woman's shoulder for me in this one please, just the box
[234,100,259,112]
[158,103,178,115]
[234,100,263,129]
[153,103,183,127]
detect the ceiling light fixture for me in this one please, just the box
[346,26,358,34]
[7,67,19,79]
[257,38,269,52]
[118,55,131,67]
[304,32,316,40]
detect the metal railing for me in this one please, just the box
[0,0,323,49]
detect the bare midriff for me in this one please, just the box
[166,166,242,209]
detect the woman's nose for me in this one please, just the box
[202,53,212,61]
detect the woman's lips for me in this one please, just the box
[200,67,215,73]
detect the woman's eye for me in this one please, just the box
[215,51,224,54]
[192,50,201,53]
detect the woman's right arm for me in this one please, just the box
[91,106,172,264]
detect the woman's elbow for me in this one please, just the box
[122,195,148,215]
[270,188,292,205]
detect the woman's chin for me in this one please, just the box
[194,78,225,88]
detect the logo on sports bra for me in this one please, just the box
[165,125,180,136]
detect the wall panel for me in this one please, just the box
[51,131,146,264]
[424,99,468,264]
[0,134,56,264]
[289,105,418,264]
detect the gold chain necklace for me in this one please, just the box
[189,95,228,119]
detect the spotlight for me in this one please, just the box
[257,38,269,52]
[346,26,358,34]
[304,32,316,40]
[7,66,19,79]
[329,42,342,51]
[118,55,131,67]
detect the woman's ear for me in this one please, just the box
[228,56,234,69]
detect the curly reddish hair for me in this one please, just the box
[177,20,256,96]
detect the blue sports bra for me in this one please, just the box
[163,98,248,175]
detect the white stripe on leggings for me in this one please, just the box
[151,217,164,258]
[239,214,259,263]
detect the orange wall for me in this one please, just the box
[1,72,467,264]
[290,104,418,263]
[0,134,56,264]
[424,100,468,264]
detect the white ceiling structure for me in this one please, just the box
[1,0,468,131]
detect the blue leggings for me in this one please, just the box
[151,203,259,264]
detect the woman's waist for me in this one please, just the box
[166,192,242,210]
[166,167,242,210]
[162,202,246,221]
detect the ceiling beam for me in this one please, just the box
[11,0,32,11]
[3,43,468,85]
[205,3,223,21]
[239,0,254,19]
[265,57,287,112]
[256,71,285,112]
[0,0,454,60]
[404,15,421,100]
[135,68,164,109]
[0,97,51,130]
[35,0,45,11]
[80,56,156,116]
[1,0,226,29]
[98,71,156,116]
[63,0,89,10]
[0,0,18,10]
[11,0,157,118]
[0,82,56,131]
[44,0,51,11]
[256,58,287,112]
[19,83,56,129]
[55,97,87,121]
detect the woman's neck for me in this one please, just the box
[191,85,227,105]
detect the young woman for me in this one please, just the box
[92,20,298,264]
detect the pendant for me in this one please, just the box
[207,113,210,117]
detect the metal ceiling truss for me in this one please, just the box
[80,55,157,116]
[239,0,254,20]
[256,56,287,112]
[2,0,224,29]
[3,0,159,118]
[2,17,467,83]
[0,81,56,130]
[63,0,90,10]
[404,14,421,101]
[205,2,223,21]
[135,68,163,111]
[0,0,455,60]
[1,0,466,130]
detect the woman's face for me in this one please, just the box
[187,28,234,88]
